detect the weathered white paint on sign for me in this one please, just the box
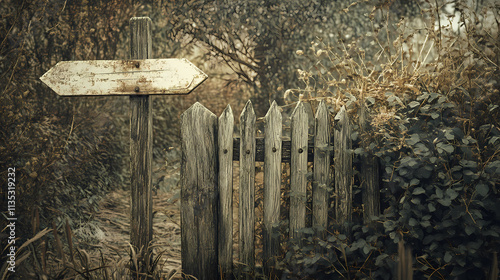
[40,58,207,96]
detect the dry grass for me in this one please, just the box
[286,0,499,141]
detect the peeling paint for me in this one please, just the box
[40,58,208,96]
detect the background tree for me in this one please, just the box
[164,0,373,115]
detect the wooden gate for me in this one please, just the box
[180,100,380,279]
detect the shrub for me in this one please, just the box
[284,0,499,278]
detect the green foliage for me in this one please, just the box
[375,90,500,278]
[282,0,500,279]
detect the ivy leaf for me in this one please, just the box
[384,220,396,231]
[415,166,432,179]
[375,253,388,266]
[489,136,500,145]
[411,197,421,205]
[354,147,364,155]
[465,226,475,235]
[485,161,500,174]
[438,198,451,206]
[420,220,431,227]
[409,101,420,108]
[389,231,397,239]
[437,142,454,154]
[413,187,425,195]
[436,188,444,199]
[428,203,436,212]
[429,92,439,102]
[406,134,420,145]
[446,188,459,200]
[363,244,371,254]
[414,143,429,155]
[409,218,418,227]
[476,184,489,197]
[460,160,477,168]
[444,251,453,263]
[444,130,454,140]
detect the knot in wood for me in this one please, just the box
[246,149,251,154]
[272,147,277,152]
[223,149,228,154]
[134,86,140,92]
[298,148,303,153]
[135,62,140,68]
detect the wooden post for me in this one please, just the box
[218,105,234,279]
[334,106,352,235]
[397,240,413,280]
[263,101,282,276]
[290,101,308,240]
[129,17,153,278]
[239,100,256,277]
[40,16,207,279]
[313,100,330,237]
[180,102,219,280]
[359,102,380,224]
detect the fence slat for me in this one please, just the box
[290,101,308,240]
[219,105,234,279]
[239,100,256,276]
[313,100,330,237]
[263,101,282,275]
[334,106,353,235]
[181,102,219,280]
[359,102,380,224]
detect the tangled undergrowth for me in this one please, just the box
[282,0,499,279]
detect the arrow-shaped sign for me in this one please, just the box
[40,58,207,96]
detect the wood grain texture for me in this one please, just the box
[290,102,308,240]
[313,100,330,237]
[263,101,282,275]
[218,105,234,280]
[181,102,219,279]
[359,102,380,224]
[129,18,153,276]
[239,101,256,276]
[334,106,353,235]
[398,240,414,280]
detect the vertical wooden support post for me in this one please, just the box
[263,101,282,276]
[313,100,330,237]
[334,106,352,235]
[181,102,219,280]
[239,100,256,278]
[290,101,308,240]
[397,240,413,280]
[489,252,498,280]
[359,102,380,224]
[219,105,234,280]
[129,17,153,278]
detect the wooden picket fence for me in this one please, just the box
[180,100,380,279]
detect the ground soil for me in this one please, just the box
[93,186,183,278]
[84,159,267,279]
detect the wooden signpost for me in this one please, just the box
[40,58,207,96]
[40,17,207,278]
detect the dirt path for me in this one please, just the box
[92,187,182,278]
[81,158,265,279]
